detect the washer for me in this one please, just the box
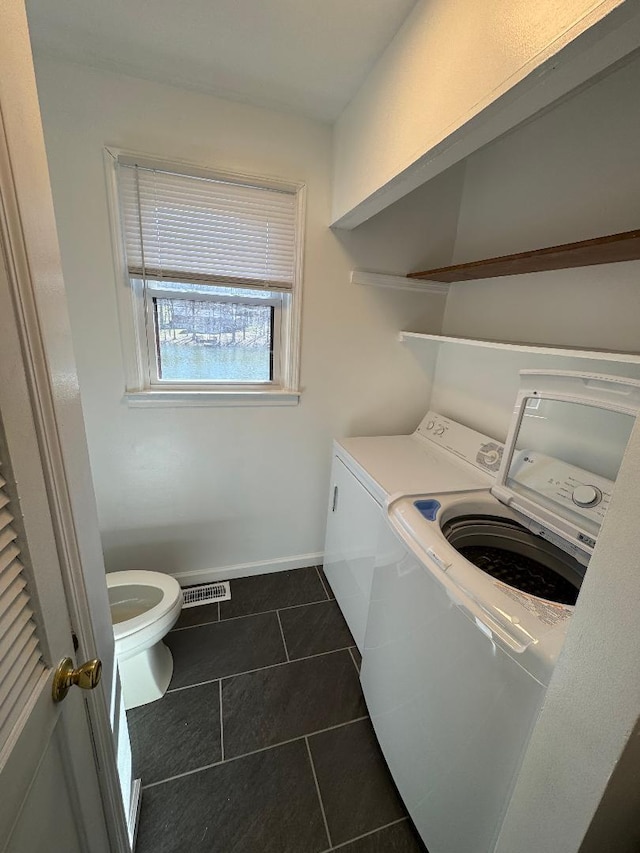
[361,371,640,853]
[323,411,504,651]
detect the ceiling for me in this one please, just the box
[26,0,418,122]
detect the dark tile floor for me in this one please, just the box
[129,566,426,853]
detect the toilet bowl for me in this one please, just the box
[106,570,183,710]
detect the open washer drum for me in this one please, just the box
[453,371,638,617]
[441,511,584,606]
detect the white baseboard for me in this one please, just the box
[171,552,324,586]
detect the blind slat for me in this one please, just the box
[117,162,298,291]
[130,269,292,292]
[129,226,296,248]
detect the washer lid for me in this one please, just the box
[491,371,640,560]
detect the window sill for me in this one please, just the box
[124,389,301,408]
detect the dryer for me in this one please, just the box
[362,371,640,853]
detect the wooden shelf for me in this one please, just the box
[399,332,640,364]
[408,229,640,283]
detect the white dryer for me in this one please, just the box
[362,371,640,853]
[323,411,504,651]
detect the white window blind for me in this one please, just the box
[0,460,45,754]
[117,162,298,291]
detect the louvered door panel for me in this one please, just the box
[0,467,45,753]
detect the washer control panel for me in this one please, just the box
[508,449,613,525]
[415,411,504,475]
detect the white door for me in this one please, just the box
[0,248,112,852]
[0,1,131,850]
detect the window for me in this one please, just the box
[108,151,305,406]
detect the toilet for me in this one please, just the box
[106,570,184,710]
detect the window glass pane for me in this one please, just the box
[146,279,276,299]
[154,298,273,382]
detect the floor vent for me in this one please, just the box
[182,581,231,608]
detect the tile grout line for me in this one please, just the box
[347,647,360,676]
[166,645,356,694]
[320,817,409,852]
[305,735,332,850]
[142,715,371,791]
[315,564,331,601]
[218,679,224,762]
[171,596,331,632]
[276,609,290,662]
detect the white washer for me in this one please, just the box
[362,371,640,853]
[323,411,504,651]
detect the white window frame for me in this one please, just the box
[104,148,306,407]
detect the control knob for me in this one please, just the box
[482,449,500,466]
[571,485,602,508]
[426,420,435,430]
[434,426,445,436]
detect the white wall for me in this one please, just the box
[428,52,640,442]
[331,0,639,227]
[32,56,459,582]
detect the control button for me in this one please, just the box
[572,485,602,508]
[434,426,445,436]
[426,420,435,430]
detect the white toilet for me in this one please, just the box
[106,570,184,710]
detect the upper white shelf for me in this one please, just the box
[399,332,640,364]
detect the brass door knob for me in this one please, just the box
[52,656,102,703]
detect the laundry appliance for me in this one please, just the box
[362,371,640,853]
[323,410,504,651]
